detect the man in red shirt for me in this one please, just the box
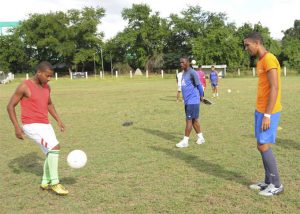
[7,61,68,195]
[196,65,206,91]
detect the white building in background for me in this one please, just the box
[0,22,19,36]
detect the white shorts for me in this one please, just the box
[22,123,59,154]
[178,86,182,92]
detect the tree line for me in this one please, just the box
[0,4,299,74]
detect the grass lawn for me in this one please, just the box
[1,76,300,213]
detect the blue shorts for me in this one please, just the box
[211,82,218,87]
[185,104,199,120]
[255,111,281,144]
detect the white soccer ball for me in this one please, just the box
[227,89,231,93]
[191,59,196,65]
[67,150,87,169]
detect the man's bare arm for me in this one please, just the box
[265,69,279,114]
[261,69,278,131]
[48,97,65,132]
[7,84,27,139]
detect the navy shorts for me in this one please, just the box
[211,82,218,87]
[185,104,200,120]
[255,111,281,144]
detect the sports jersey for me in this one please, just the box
[181,67,202,104]
[256,52,282,113]
[21,80,50,124]
[197,70,206,87]
[209,71,218,83]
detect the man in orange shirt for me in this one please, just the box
[244,32,283,196]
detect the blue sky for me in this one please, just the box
[0,0,299,40]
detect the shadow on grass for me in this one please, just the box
[8,152,43,176]
[149,146,251,186]
[137,128,180,142]
[159,95,179,102]
[8,152,78,185]
[60,177,77,185]
[276,138,300,150]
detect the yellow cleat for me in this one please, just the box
[40,183,51,190]
[51,183,69,195]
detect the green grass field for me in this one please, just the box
[1,76,300,213]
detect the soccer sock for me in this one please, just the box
[261,154,271,184]
[42,157,51,185]
[197,133,204,139]
[216,93,219,96]
[261,148,281,187]
[183,136,189,143]
[48,150,60,185]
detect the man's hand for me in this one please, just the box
[200,97,204,102]
[261,117,271,131]
[58,121,65,132]
[15,126,24,140]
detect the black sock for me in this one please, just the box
[261,148,281,188]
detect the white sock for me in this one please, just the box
[216,93,219,96]
[183,136,189,143]
[213,93,215,97]
[197,133,204,139]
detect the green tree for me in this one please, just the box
[16,11,69,67]
[0,34,28,72]
[68,7,105,71]
[15,7,105,72]
[281,20,300,70]
[107,4,168,71]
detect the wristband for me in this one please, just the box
[264,113,271,118]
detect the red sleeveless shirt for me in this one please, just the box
[21,80,50,124]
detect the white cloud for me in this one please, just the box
[0,0,299,40]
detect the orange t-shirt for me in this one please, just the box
[256,52,282,113]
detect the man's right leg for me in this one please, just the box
[215,86,219,97]
[211,85,215,97]
[176,120,192,148]
[177,91,180,102]
[40,157,51,190]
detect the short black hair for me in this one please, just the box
[245,32,264,44]
[35,61,53,73]
[180,56,190,62]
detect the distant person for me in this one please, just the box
[244,32,283,196]
[209,66,219,98]
[7,61,69,195]
[176,71,183,102]
[196,65,206,90]
[176,57,205,148]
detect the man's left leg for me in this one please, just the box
[41,124,68,195]
[258,143,283,196]
[192,119,205,144]
[251,111,283,196]
[48,144,69,195]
